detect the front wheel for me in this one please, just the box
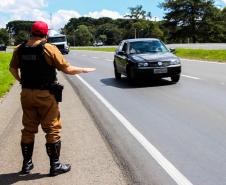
[171,74,180,83]
[114,64,121,80]
[127,66,137,82]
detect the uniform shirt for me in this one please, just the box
[10,39,69,71]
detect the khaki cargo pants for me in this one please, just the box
[20,88,62,144]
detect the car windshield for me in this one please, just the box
[48,36,66,43]
[129,40,169,54]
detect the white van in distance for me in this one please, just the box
[48,30,69,54]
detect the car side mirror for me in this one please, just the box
[118,51,126,55]
[170,48,176,54]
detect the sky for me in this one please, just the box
[0,0,226,30]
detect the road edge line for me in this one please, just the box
[76,75,193,185]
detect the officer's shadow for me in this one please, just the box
[0,172,48,185]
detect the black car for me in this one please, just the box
[0,44,7,51]
[113,38,181,83]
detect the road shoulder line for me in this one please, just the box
[76,75,194,185]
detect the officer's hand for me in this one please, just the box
[82,68,96,73]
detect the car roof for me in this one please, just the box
[122,38,160,43]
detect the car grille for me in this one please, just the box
[148,61,171,67]
[56,44,64,49]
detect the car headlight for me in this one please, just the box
[138,62,149,67]
[170,58,180,65]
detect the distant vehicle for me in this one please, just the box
[113,38,181,83]
[93,41,104,47]
[47,30,69,54]
[0,44,7,51]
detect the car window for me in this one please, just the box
[48,36,66,43]
[122,43,128,53]
[129,40,169,54]
[117,41,124,51]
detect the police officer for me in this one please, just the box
[9,21,95,176]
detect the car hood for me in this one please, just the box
[130,52,178,62]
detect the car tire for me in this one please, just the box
[114,63,121,80]
[171,74,180,83]
[127,66,136,82]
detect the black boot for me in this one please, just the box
[46,141,71,176]
[21,142,34,174]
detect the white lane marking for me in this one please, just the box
[81,54,87,57]
[92,57,99,59]
[104,59,113,62]
[182,75,200,80]
[76,75,194,185]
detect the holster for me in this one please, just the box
[49,83,64,102]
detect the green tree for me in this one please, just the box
[127,20,164,39]
[96,17,113,25]
[160,0,217,43]
[14,31,30,45]
[215,7,226,42]
[98,34,107,43]
[150,23,164,39]
[0,29,9,45]
[74,25,93,46]
[131,21,147,38]
[125,5,151,20]
[6,20,33,45]
[95,23,123,45]
[64,17,97,34]
[197,6,225,42]
[114,18,135,39]
[6,20,33,36]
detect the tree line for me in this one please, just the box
[1,0,226,46]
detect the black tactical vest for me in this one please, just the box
[18,41,57,89]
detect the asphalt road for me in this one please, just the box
[65,50,226,185]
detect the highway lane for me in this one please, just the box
[181,58,226,84]
[65,50,226,185]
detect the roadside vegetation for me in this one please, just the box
[175,49,226,62]
[0,53,14,97]
[73,47,226,62]
[2,1,226,47]
[71,47,116,52]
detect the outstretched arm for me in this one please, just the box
[62,65,96,75]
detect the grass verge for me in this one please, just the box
[0,53,15,97]
[175,48,226,62]
[72,47,226,62]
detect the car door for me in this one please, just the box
[121,42,129,74]
[114,41,123,72]
[115,42,128,74]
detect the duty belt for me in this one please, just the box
[21,83,51,90]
